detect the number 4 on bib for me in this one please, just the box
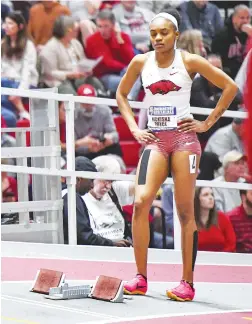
[189,154,196,174]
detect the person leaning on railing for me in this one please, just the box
[62,156,132,247]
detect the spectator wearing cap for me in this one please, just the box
[28,0,70,49]
[204,111,245,162]
[74,84,122,159]
[226,187,252,253]
[82,155,134,245]
[212,150,248,213]
[85,10,141,99]
[39,16,106,95]
[62,156,132,247]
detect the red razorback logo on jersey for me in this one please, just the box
[146,80,181,95]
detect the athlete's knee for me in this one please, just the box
[176,202,194,225]
[134,193,153,213]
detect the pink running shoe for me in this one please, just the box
[166,280,195,301]
[123,274,147,295]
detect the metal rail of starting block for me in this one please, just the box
[45,283,92,300]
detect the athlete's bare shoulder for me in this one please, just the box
[180,50,209,77]
[128,52,151,74]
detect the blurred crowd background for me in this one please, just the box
[1,0,252,253]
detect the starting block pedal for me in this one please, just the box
[90,275,124,303]
[44,283,92,300]
[30,270,124,303]
[30,269,65,295]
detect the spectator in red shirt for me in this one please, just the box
[226,189,252,253]
[194,187,236,252]
[85,10,141,99]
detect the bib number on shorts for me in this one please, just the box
[148,106,177,131]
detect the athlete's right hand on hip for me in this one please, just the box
[132,129,159,144]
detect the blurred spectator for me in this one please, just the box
[63,156,123,246]
[204,113,244,161]
[226,188,252,253]
[212,150,247,212]
[194,187,236,252]
[83,155,134,244]
[60,0,100,20]
[100,1,120,10]
[2,0,12,10]
[85,10,141,99]
[39,16,106,95]
[1,11,38,123]
[60,1,100,46]
[137,1,167,13]
[191,54,243,143]
[179,0,223,52]
[28,0,70,48]
[211,4,251,79]
[198,151,222,180]
[74,84,122,159]
[1,1,12,37]
[112,0,155,53]
[177,29,206,56]
[12,1,32,23]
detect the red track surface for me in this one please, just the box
[2,257,251,283]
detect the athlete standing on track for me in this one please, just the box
[116,9,238,301]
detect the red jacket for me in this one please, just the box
[226,205,252,253]
[198,211,236,252]
[85,31,135,77]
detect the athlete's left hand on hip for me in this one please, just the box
[178,119,208,133]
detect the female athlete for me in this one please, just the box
[116,9,238,301]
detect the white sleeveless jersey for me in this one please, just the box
[141,49,193,131]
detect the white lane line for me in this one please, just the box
[81,309,252,324]
[1,295,120,320]
[2,255,252,267]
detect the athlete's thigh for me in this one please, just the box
[135,149,169,202]
[171,151,200,212]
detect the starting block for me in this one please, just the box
[90,275,124,303]
[30,269,65,294]
[30,269,124,303]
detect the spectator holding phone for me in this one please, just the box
[85,10,141,99]
[74,84,122,159]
